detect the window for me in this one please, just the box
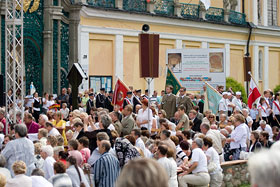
[268,0,278,26]
[258,51,263,80]
[89,76,112,93]
[258,0,262,25]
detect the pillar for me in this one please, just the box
[43,0,54,93]
[253,0,258,25]
[69,5,82,70]
[225,44,231,77]
[79,31,90,92]
[264,46,269,90]
[253,45,259,83]
[176,39,183,49]
[115,35,124,81]
[201,42,209,48]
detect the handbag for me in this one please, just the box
[207,161,217,173]
[75,165,86,187]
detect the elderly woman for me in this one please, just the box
[49,162,72,187]
[1,124,35,176]
[40,145,56,179]
[202,137,223,187]
[6,161,32,187]
[66,156,89,187]
[226,114,248,160]
[0,173,6,187]
[136,99,153,132]
[68,140,83,167]
[0,154,11,180]
[218,114,227,129]
[34,143,44,169]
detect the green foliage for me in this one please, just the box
[273,85,280,94]
[226,77,248,104]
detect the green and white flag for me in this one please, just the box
[165,67,182,95]
[205,82,222,115]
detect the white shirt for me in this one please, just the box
[43,156,56,179]
[230,123,247,149]
[232,97,242,111]
[31,176,53,187]
[205,147,222,174]
[42,98,50,110]
[206,129,225,155]
[273,100,280,115]
[137,108,153,132]
[191,148,208,173]
[135,137,146,153]
[157,157,178,187]
[258,104,270,117]
[49,127,60,136]
[108,124,116,131]
[257,125,273,140]
[219,98,228,112]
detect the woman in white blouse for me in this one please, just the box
[272,93,280,127]
[136,99,153,132]
[258,97,271,123]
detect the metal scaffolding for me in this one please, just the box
[5,0,24,134]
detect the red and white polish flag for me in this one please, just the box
[248,77,261,109]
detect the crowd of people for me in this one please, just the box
[0,84,280,187]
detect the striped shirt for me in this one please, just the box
[93,152,120,187]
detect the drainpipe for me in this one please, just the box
[242,0,245,13]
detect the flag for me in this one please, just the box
[112,79,130,111]
[200,0,211,10]
[165,67,182,95]
[248,77,261,109]
[205,82,222,115]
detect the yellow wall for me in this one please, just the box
[230,45,245,83]
[123,36,146,90]
[89,34,114,76]
[183,41,201,48]
[269,49,280,89]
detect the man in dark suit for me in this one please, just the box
[105,91,114,112]
[123,91,133,109]
[161,85,176,120]
[86,93,95,115]
[177,87,193,114]
[133,89,142,113]
[189,109,202,132]
[96,88,106,108]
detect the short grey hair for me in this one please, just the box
[248,149,280,187]
[194,138,203,148]
[0,155,6,167]
[41,145,54,157]
[40,114,48,122]
[200,123,210,131]
[100,114,112,129]
[242,108,249,113]
[259,120,266,125]
[31,168,45,177]
[220,129,229,137]
[15,124,27,137]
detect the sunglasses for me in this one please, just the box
[228,120,232,122]
[209,116,214,118]
[158,113,162,114]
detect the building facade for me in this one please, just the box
[1,0,280,95]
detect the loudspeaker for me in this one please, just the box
[243,57,251,82]
[139,33,159,78]
[0,75,4,107]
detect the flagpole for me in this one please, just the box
[204,81,222,96]
[248,72,260,91]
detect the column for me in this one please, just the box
[69,5,81,69]
[264,46,269,90]
[253,0,258,25]
[43,0,54,93]
[225,44,231,77]
[263,0,268,26]
[79,31,90,91]
[176,39,182,49]
[253,45,259,83]
[201,41,208,48]
[115,35,123,81]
